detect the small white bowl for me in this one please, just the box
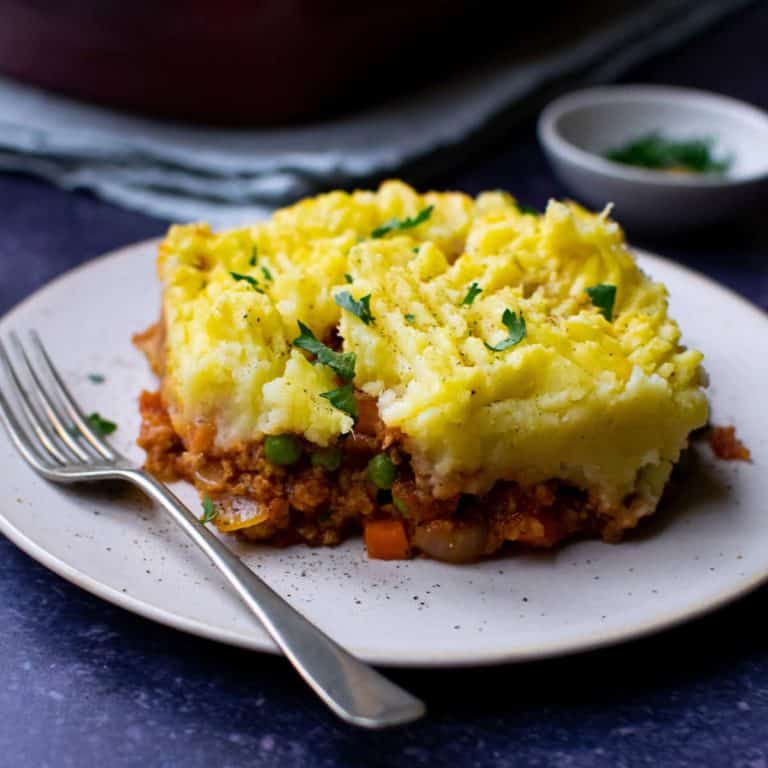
[538,85,768,235]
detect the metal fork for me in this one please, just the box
[0,331,425,729]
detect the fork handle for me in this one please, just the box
[122,468,425,729]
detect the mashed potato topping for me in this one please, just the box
[157,181,707,512]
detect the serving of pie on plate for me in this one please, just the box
[0,200,763,664]
[134,181,709,563]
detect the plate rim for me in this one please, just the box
[0,238,766,668]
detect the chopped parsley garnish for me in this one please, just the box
[484,309,527,352]
[344,273,354,284]
[334,291,374,325]
[87,373,105,384]
[411,247,420,254]
[199,495,218,524]
[371,205,434,239]
[261,266,273,282]
[292,321,356,382]
[462,282,482,306]
[249,246,258,266]
[404,313,416,324]
[87,412,117,436]
[230,271,264,293]
[517,202,539,215]
[586,284,617,321]
[320,383,358,420]
[605,133,730,174]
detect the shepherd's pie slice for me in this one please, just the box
[134,181,708,562]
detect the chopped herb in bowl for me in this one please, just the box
[604,133,731,175]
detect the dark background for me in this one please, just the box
[1,4,768,766]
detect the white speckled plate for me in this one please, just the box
[0,241,766,667]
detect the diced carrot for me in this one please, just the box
[364,519,410,560]
[354,391,383,436]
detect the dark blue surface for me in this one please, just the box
[2,6,768,766]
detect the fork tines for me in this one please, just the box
[0,332,117,477]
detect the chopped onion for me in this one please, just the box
[412,520,488,563]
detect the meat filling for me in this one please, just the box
[137,388,616,561]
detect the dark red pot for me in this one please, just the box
[0,0,480,124]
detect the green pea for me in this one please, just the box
[264,434,302,465]
[311,447,343,472]
[367,453,397,489]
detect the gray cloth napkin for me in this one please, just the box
[0,0,752,226]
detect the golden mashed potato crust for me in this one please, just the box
[155,181,707,521]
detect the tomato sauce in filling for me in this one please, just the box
[709,425,751,462]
